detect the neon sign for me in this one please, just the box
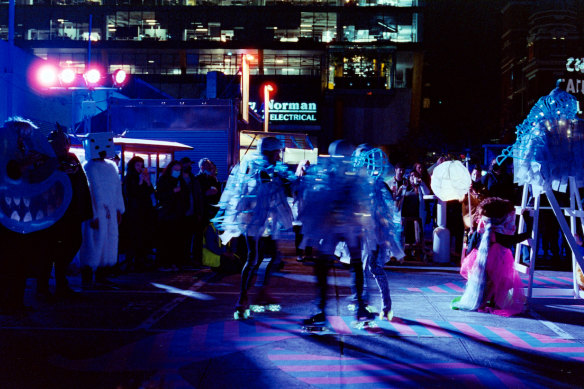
[564,58,584,98]
[249,100,318,122]
[566,57,584,73]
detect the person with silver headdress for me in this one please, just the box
[213,136,296,319]
[353,144,404,321]
[298,140,376,325]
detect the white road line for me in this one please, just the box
[135,277,212,330]
[529,309,575,340]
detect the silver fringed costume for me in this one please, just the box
[354,147,404,262]
[296,154,374,255]
[498,83,584,194]
[213,153,296,244]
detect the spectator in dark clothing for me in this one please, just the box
[192,158,222,265]
[388,162,408,200]
[196,158,222,222]
[155,160,188,271]
[179,157,204,267]
[121,156,156,272]
[396,170,431,256]
[470,165,487,195]
[36,125,93,299]
[413,162,432,192]
[482,159,515,201]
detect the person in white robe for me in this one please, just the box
[79,133,125,283]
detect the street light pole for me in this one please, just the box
[263,84,273,132]
[7,0,15,117]
[241,54,251,123]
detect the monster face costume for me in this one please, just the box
[0,117,72,311]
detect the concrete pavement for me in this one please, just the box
[1,242,583,388]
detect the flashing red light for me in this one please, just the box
[37,64,59,88]
[84,68,102,87]
[260,82,277,99]
[59,68,77,86]
[112,69,128,87]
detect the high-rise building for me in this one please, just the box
[501,0,584,134]
[1,0,423,146]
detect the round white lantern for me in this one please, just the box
[430,160,472,202]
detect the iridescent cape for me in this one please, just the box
[212,153,296,243]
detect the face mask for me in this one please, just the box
[171,170,181,178]
[203,170,212,176]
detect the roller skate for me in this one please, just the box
[352,304,377,330]
[250,288,281,313]
[233,297,251,320]
[347,302,377,314]
[379,308,394,322]
[301,312,329,333]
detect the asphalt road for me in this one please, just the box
[1,241,583,388]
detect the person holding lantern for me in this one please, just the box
[452,197,526,316]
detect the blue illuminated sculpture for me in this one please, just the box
[498,80,584,194]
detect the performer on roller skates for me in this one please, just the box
[297,140,376,328]
[213,137,296,319]
[353,145,404,321]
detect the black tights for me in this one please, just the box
[238,235,278,304]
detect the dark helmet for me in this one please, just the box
[328,139,355,157]
[258,136,284,154]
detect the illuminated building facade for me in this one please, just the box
[500,0,584,135]
[1,0,423,145]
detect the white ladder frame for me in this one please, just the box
[514,177,584,303]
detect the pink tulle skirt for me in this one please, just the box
[460,244,525,317]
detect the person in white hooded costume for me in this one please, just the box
[80,133,125,284]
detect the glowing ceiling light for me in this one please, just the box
[112,69,128,87]
[37,64,59,88]
[84,68,102,87]
[59,68,77,86]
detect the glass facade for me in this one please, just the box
[6,0,418,6]
[1,0,420,91]
[4,9,418,44]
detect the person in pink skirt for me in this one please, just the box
[452,197,526,316]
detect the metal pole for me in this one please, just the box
[8,0,14,44]
[7,0,15,117]
[242,54,250,123]
[88,14,92,66]
[263,84,272,132]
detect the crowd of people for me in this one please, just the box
[2,115,574,321]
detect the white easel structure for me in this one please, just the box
[514,177,584,303]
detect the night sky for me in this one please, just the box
[421,0,504,150]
